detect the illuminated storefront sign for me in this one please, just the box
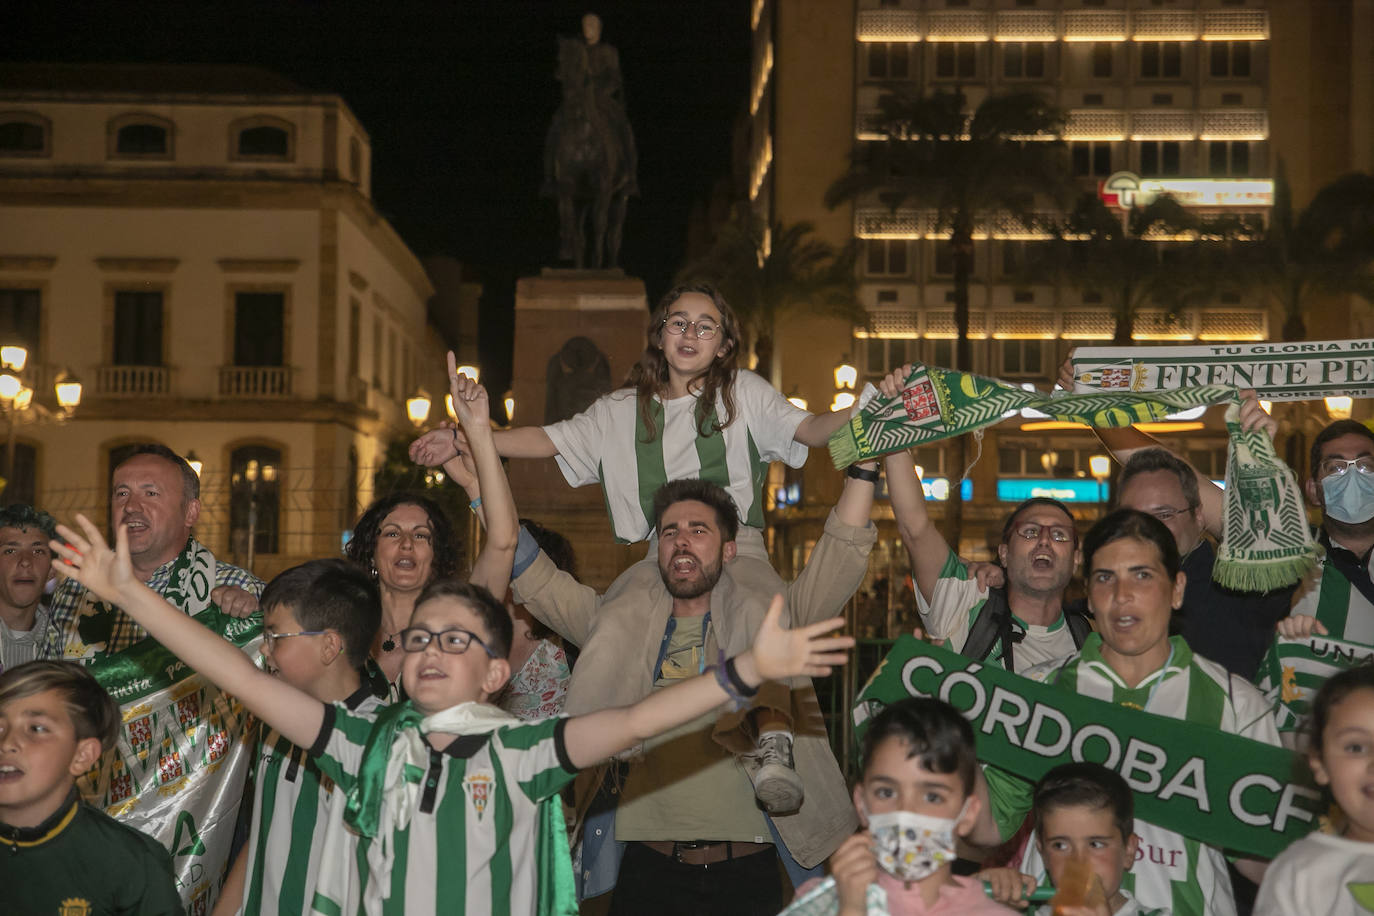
[1099,172,1273,210]
[998,478,1108,503]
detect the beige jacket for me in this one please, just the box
[511,508,876,868]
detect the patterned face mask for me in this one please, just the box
[864,798,968,883]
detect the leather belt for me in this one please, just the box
[640,839,774,867]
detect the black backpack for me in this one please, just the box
[959,586,1092,672]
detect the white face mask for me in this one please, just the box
[864,798,968,883]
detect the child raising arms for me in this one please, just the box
[1255,663,1374,916]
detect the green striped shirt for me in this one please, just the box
[915,548,1078,672]
[986,636,1280,916]
[309,705,579,915]
[543,370,808,542]
[238,672,389,916]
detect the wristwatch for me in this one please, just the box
[846,464,881,483]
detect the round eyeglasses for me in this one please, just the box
[397,626,499,658]
[661,317,718,341]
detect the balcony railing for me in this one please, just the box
[96,365,171,396]
[219,366,292,398]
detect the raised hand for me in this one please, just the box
[830,831,879,916]
[879,363,913,399]
[51,514,135,604]
[966,560,1006,591]
[1276,613,1327,640]
[1237,388,1277,440]
[441,424,480,491]
[743,595,854,683]
[447,351,490,432]
[409,426,460,467]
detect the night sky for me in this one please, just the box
[0,0,752,395]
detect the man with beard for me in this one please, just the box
[507,467,878,915]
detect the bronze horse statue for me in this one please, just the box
[543,33,636,269]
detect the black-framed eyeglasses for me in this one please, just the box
[1013,523,1074,544]
[661,317,719,341]
[262,629,327,649]
[398,626,498,658]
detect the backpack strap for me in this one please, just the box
[960,586,1013,664]
[1063,598,1094,649]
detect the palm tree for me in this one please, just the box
[1236,164,1374,340]
[825,88,1071,548]
[1048,193,1230,344]
[678,206,864,379]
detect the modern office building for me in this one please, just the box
[0,64,454,579]
[747,0,1374,582]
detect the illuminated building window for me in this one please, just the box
[1209,41,1252,78]
[1002,42,1047,80]
[230,445,282,556]
[935,43,977,80]
[866,239,910,276]
[1138,140,1182,177]
[1091,42,1113,78]
[1208,140,1251,177]
[1071,141,1113,178]
[999,340,1045,379]
[0,114,49,157]
[867,42,911,81]
[1139,42,1183,80]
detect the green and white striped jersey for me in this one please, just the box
[1289,547,1374,645]
[915,548,1079,672]
[308,704,578,915]
[543,369,808,543]
[237,673,389,916]
[986,635,1280,916]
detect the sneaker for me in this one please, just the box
[751,733,804,814]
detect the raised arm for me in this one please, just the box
[883,450,950,605]
[447,357,518,598]
[793,407,852,448]
[52,516,324,749]
[561,597,852,768]
[835,458,880,527]
[410,423,557,466]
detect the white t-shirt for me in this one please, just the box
[544,369,808,542]
[1254,832,1374,916]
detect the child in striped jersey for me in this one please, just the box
[50,518,855,916]
[1255,663,1374,916]
[213,559,388,916]
[410,282,856,811]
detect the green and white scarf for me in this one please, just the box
[1258,633,1374,734]
[829,363,1319,591]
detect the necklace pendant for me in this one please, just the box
[382,636,396,652]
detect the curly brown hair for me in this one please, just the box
[625,283,743,442]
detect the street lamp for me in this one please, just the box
[243,459,276,574]
[0,347,81,503]
[1090,454,1111,504]
[456,364,480,383]
[834,359,857,391]
[406,388,432,427]
[503,392,515,425]
[1326,396,1353,420]
[185,451,203,477]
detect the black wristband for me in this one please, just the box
[846,464,881,483]
[723,655,760,697]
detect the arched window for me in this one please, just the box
[0,443,38,507]
[230,445,282,557]
[230,116,295,162]
[0,113,49,157]
[109,114,173,159]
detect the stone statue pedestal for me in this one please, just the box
[508,269,649,590]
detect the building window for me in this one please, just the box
[927,338,954,368]
[1001,241,1049,278]
[1002,43,1047,80]
[935,44,977,80]
[347,298,361,381]
[1071,141,1113,178]
[0,443,37,507]
[863,337,919,383]
[1208,141,1250,177]
[1089,42,1113,78]
[933,242,955,277]
[371,316,383,388]
[110,115,173,158]
[349,137,363,184]
[113,290,163,365]
[999,340,1044,378]
[1209,41,1252,78]
[867,42,911,80]
[1139,141,1182,176]
[0,114,49,157]
[233,292,284,366]
[0,288,41,363]
[231,116,295,161]
[866,239,909,276]
[230,445,282,557]
[1139,42,1183,79]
